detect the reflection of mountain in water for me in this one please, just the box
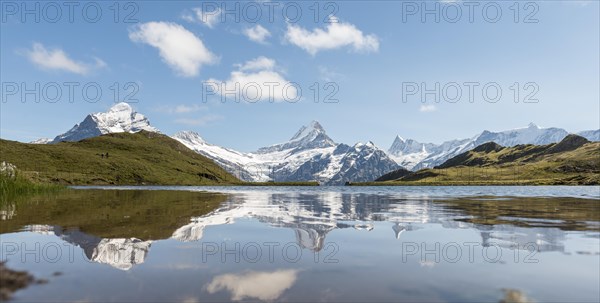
[171,191,578,254]
[6,190,594,270]
[24,225,151,271]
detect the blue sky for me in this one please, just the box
[1,1,598,151]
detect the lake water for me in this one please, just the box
[1,186,599,302]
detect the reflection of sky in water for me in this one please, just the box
[1,186,599,302]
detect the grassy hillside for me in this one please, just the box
[362,135,600,185]
[0,131,239,185]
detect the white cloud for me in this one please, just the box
[419,104,437,112]
[157,104,208,114]
[243,25,271,44]
[206,270,298,301]
[318,66,344,82]
[182,7,221,28]
[175,114,222,126]
[285,16,379,55]
[24,43,106,75]
[237,56,276,71]
[207,56,298,102]
[129,22,217,77]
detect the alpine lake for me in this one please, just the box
[1,186,599,302]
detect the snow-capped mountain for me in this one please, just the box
[388,123,598,170]
[173,121,399,185]
[34,103,598,181]
[255,121,336,153]
[29,138,52,144]
[51,102,159,143]
[578,129,600,141]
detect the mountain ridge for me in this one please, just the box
[23,103,600,184]
[388,123,598,170]
[374,134,599,185]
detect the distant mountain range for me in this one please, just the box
[377,134,599,185]
[388,123,599,170]
[29,102,600,184]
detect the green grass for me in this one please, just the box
[0,173,64,203]
[0,131,239,186]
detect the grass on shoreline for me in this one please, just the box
[0,174,65,202]
[0,174,65,205]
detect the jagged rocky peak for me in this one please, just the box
[388,135,426,155]
[528,122,540,129]
[256,120,336,153]
[51,102,159,143]
[288,120,335,147]
[290,120,326,140]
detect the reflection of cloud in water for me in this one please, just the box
[479,225,565,252]
[205,269,298,301]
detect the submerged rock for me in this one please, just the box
[0,262,34,300]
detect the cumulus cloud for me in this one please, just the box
[243,25,271,44]
[207,56,298,102]
[24,43,106,75]
[182,7,221,28]
[206,270,299,301]
[285,17,379,55]
[419,104,437,112]
[129,22,217,77]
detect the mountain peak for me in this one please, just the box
[51,103,159,143]
[394,135,406,143]
[528,122,540,129]
[256,121,335,153]
[108,102,134,113]
[290,120,326,141]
